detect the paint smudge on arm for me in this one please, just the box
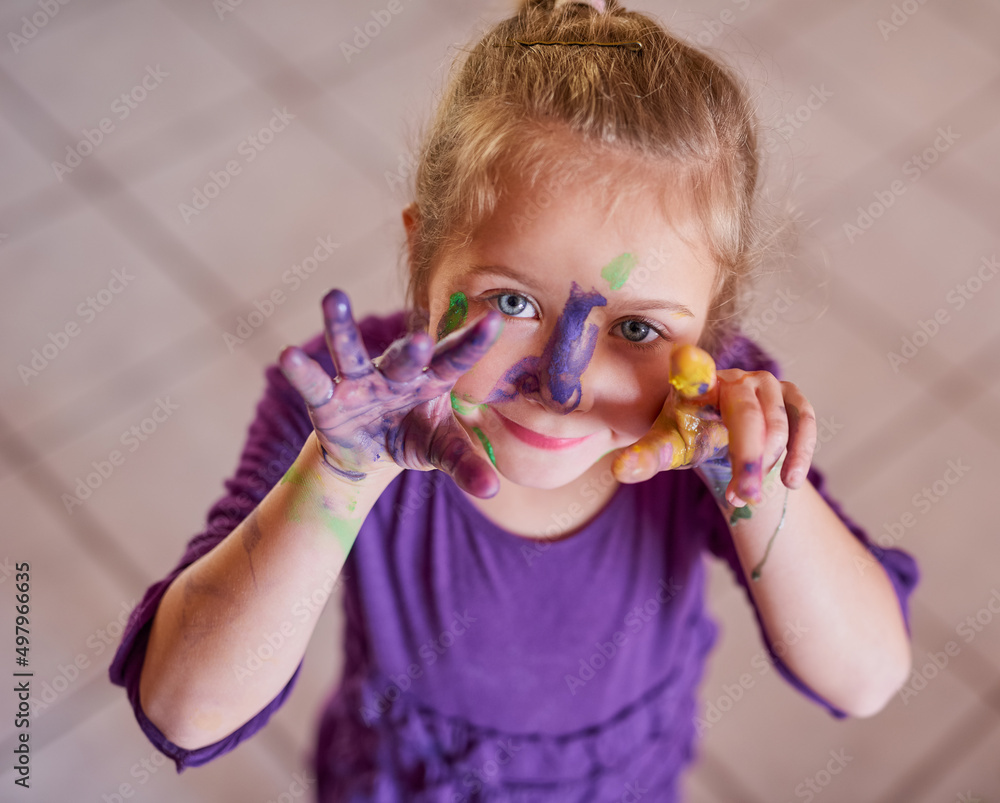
[241,508,264,589]
[280,462,361,553]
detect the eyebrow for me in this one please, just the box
[467,263,695,319]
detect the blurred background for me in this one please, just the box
[1,0,998,800]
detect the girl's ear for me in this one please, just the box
[402,203,430,312]
[402,202,419,264]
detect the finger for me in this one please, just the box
[612,426,687,484]
[322,289,374,381]
[427,428,500,498]
[377,332,434,383]
[719,375,767,505]
[781,386,817,489]
[757,375,790,476]
[427,311,503,384]
[669,344,718,400]
[278,346,334,408]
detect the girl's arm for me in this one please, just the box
[698,460,912,717]
[139,289,504,750]
[614,344,912,716]
[139,432,398,750]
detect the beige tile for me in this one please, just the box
[0,470,135,747]
[0,692,298,803]
[0,204,211,440]
[915,716,1000,803]
[0,111,64,211]
[781,2,1000,141]
[814,182,998,371]
[312,11,481,187]
[0,0,114,53]
[943,114,1000,201]
[693,556,991,802]
[30,341,277,580]
[935,0,1000,58]
[230,0,463,91]
[840,408,1000,686]
[744,285,931,491]
[115,92,389,303]
[0,1,256,164]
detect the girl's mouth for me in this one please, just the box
[492,410,594,451]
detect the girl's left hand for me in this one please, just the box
[611,345,817,506]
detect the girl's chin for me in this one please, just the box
[491,459,591,490]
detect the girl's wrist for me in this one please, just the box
[696,452,788,525]
[299,431,401,510]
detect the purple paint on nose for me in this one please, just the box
[485,282,606,413]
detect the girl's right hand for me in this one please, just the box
[278,289,504,498]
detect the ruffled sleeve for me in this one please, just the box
[704,333,920,717]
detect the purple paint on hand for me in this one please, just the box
[486,282,606,413]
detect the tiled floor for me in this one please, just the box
[1,0,998,801]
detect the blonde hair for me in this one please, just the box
[404,0,786,352]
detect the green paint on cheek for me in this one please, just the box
[600,253,637,291]
[436,292,468,340]
[472,427,496,467]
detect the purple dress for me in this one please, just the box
[109,311,919,802]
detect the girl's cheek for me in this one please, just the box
[452,336,514,402]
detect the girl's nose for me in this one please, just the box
[534,283,606,415]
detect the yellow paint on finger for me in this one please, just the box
[669,344,717,399]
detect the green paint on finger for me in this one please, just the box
[600,253,637,291]
[472,427,496,466]
[451,391,485,416]
[436,292,468,340]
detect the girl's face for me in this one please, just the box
[422,173,719,490]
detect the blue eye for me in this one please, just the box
[490,292,537,319]
[620,320,652,343]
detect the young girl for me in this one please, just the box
[111,0,919,800]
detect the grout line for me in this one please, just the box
[0,65,241,315]
[0,0,130,46]
[909,597,1000,702]
[0,220,393,476]
[692,745,771,803]
[0,321,231,478]
[155,0,406,186]
[878,690,1000,803]
[0,408,150,590]
[0,673,115,758]
[827,319,1000,492]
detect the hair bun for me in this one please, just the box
[519,0,611,13]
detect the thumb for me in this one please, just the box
[425,421,500,499]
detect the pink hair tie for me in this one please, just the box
[553,0,607,12]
